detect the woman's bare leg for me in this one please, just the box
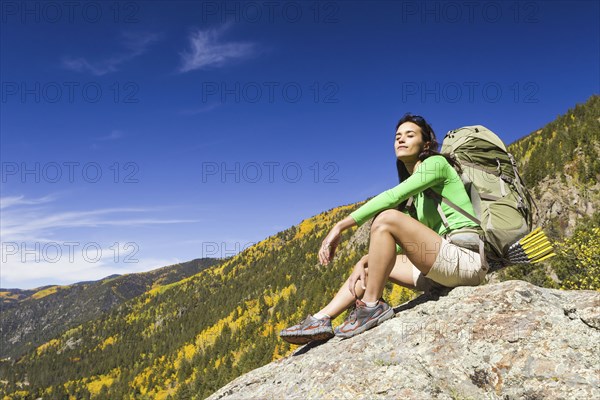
[362,209,442,303]
[317,254,417,319]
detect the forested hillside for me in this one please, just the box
[497,95,600,288]
[508,95,600,189]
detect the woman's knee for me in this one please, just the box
[372,209,403,232]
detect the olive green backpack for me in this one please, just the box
[425,125,539,271]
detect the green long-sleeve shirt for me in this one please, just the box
[349,155,481,254]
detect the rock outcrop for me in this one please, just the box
[534,173,600,236]
[208,280,600,400]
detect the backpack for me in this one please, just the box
[423,125,540,272]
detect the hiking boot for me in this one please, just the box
[334,298,395,339]
[279,315,334,345]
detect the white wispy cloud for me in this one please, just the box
[178,24,257,72]
[61,31,162,76]
[178,103,222,115]
[97,130,124,141]
[0,194,57,210]
[0,194,202,288]
[0,194,200,242]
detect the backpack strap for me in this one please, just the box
[477,235,490,272]
[508,152,539,224]
[424,188,490,272]
[437,203,450,230]
[468,183,483,220]
[424,188,481,226]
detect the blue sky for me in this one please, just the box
[1,0,598,289]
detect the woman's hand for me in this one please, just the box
[348,255,368,297]
[318,227,342,265]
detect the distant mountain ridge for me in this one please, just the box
[1,274,121,311]
[0,258,221,359]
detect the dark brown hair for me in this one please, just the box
[395,113,462,212]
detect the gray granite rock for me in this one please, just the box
[208,280,600,400]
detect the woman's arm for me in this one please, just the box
[319,216,357,265]
[335,215,357,232]
[350,155,449,227]
[320,155,450,265]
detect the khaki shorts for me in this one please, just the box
[411,237,487,292]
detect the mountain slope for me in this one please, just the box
[507,94,600,237]
[495,95,600,287]
[0,258,220,359]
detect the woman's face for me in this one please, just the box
[395,121,427,162]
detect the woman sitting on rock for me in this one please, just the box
[280,114,489,344]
